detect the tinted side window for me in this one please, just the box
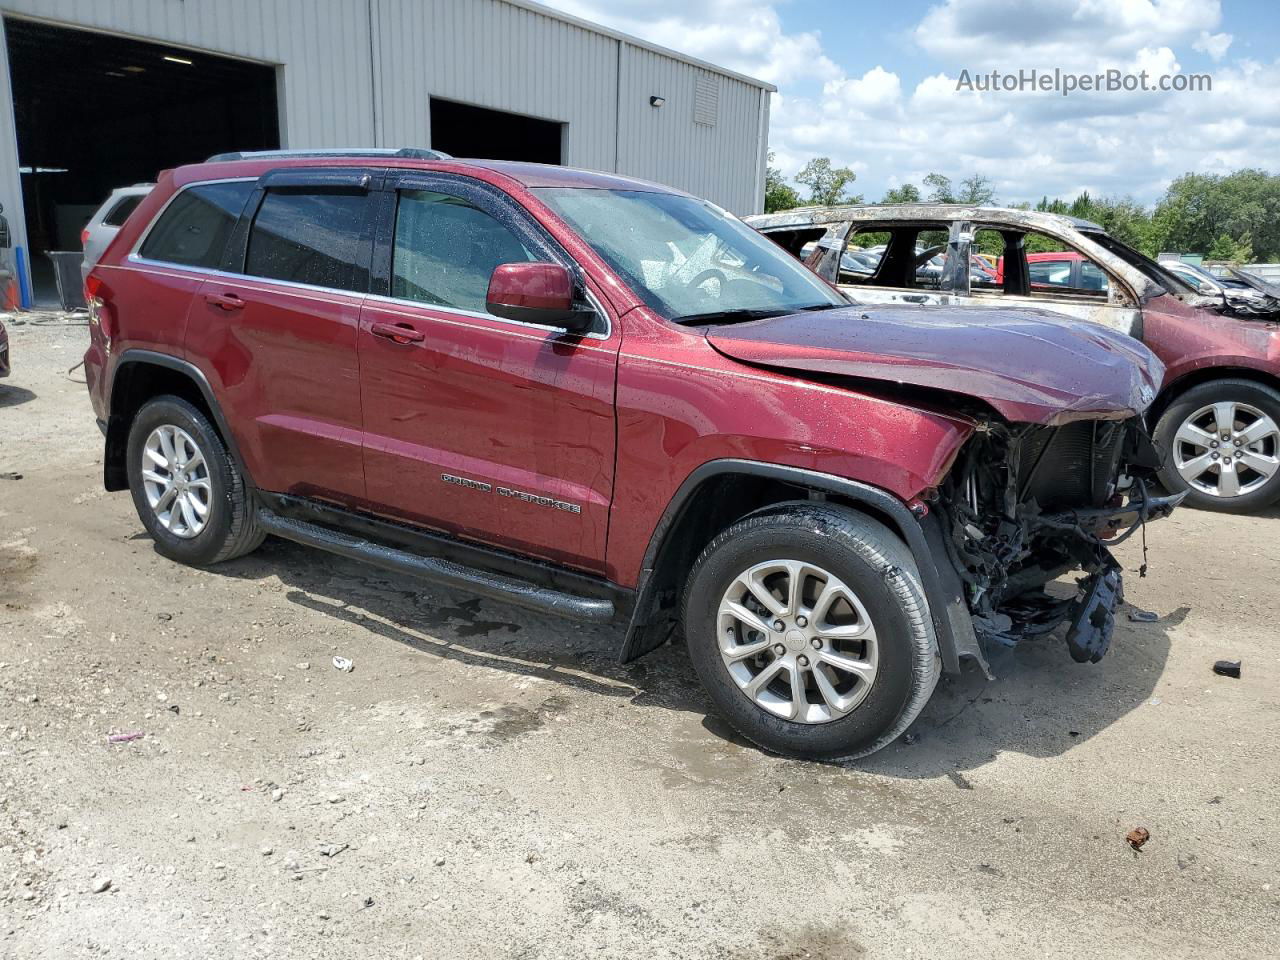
[139,181,252,268]
[246,190,371,292]
[103,194,144,227]
[1029,259,1073,286]
[392,190,540,313]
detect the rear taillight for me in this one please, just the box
[81,227,90,248]
[84,274,114,343]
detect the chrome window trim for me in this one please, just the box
[129,177,258,262]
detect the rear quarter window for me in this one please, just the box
[103,194,144,227]
[139,181,253,268]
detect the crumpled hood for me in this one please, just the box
[706,303,1164,426]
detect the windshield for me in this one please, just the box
[534,187,845,322]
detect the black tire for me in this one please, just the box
[125,395,264,565]
[681,503,940,762]
[1154,378,1280,514]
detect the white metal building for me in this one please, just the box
[0,0,773,300]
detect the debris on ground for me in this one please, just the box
[1126,827,1151,851]
[107,731,145,744]
[1213,659,1242,679]
[1127,608,1160,622]
[320,843,348,858]
[332,656,353,672]
[90,878,112,893]
[1,471,23,480]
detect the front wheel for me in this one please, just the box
[681,504,940,762]
[1154,379,1280,513]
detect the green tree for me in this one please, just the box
[1207,233,1254,263]
[880,183,921,204]
[795,157,860,206]
[763,152,801,213]
[922,173,954,203]
[1154,169,1280,260]
[956,174,995,205]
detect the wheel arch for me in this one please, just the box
[618,459,974,675]
[104,350,248,492]
[1151,364,1280,426]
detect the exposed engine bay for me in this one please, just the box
[937,417,1184,664]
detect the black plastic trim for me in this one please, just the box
[255,503,617,623]
[621,459,970,673]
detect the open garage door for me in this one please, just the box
[5,17,280,303]
[430,98,563,165]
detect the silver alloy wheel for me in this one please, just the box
[1173,400,1280,498]
[141,424,212,539]
[717,559,879,724]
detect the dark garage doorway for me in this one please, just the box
[5,17,279,302]
[430,98,563,165]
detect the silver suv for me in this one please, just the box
[80,184,153,283]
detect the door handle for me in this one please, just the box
[204,292,245,311]
[370,321,426,344]
[901,294,928,303]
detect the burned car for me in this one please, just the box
[750,205,1280,513]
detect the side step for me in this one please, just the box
[255,509,615,623]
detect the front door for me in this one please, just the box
[357,175,620,573]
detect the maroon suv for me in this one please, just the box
[83,149,1178,760]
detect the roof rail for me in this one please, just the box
[205,147,452,162]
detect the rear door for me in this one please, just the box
[357,173,620,572]
[184,168,377,503]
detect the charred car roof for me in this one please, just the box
[746,204,1105,234]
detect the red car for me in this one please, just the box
[83,150,1176,760]
[751,205,1280,513]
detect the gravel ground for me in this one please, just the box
[1,314,1277,959]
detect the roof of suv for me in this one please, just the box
[171,153,677,195]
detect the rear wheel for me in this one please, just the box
[682,504,939,762]
[1155,379,1280,513]
[126,395,264,565]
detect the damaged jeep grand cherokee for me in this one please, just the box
[84,151,1179,761]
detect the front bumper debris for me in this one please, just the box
[1043,490,1187,538]
[1064,565,1123,663]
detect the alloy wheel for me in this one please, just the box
[717,559,879,724]
[141,424,212,539]
[1173,400,1280,499]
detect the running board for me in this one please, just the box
[255,509,616,623]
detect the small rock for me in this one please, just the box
[91,878,112,894]
[1125,827,1150,851]
[296,662,310,671]
[1213,659,1242,679]
[261,847,273,857]
[271,788,285,803]
[328,794,342,804]
[432,856,445,867]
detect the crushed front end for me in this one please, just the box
[935,416,1183,664]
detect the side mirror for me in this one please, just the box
[486,262,595,332]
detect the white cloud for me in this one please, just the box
[1193,30,1233,61]
[914,0,1222,67]
[543,0,838,84]
[540,0,1277,206]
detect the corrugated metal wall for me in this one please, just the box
[0,0,770,276]
[371,0,621,175]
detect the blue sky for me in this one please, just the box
[544,1,1280,206]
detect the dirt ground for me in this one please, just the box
[1,314,1277,960]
